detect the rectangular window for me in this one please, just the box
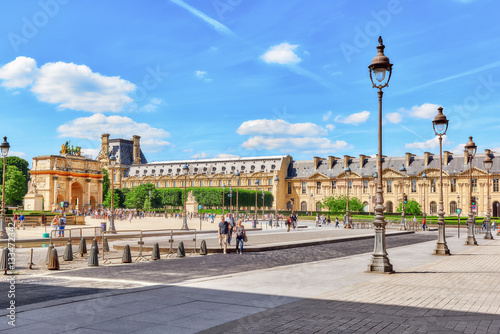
[209,180,213,187]
[248,179,251,186]
[494,178,499,192]
[332,181,336,189]
[174,181,177,187]
[191,181,194,187]
[113,174,116,182]
[157,182,159,188]
[228,180,231,186]
[472,178,477,192]
[431,179,436,193]
[132,182,135,187]
[387,180,392,193]
[411,179,417,193]
[182,181,185,187]
[200,180,203,187]
[258,179,261,186]
[348,180,352,194]
[302,181,306,194]
[450,178,456,192]
[238,179,241,186]
[268,188,271,192]
[316,181,321,194]
[165,181,168,187]
[124,183,127,188]
[219,180,222,186]
[363,180,368,193]
[288,182,292,194]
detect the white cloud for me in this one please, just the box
[191,152,209,159]
[0,57,135,113]
[195,70,212,83]
[325,124,335,131]
[214,154,240,159]
[8,151,26,158]
[322,111,332,121]
[260,43,302,65]
[334,111,370,125]
[405,136,450,150]
[80,148,100,159]
[386,112,402,124]
[0,56,37,88]
[237,119,326,136]
[139,104,158,112]
[57,113,170,153]
[450,143,467,154]
[242,136,350,153]
[183,148,193,152]
[399,103,440,120]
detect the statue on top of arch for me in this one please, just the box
[60,140,82,156]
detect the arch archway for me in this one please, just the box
[90,196,96,210]
[430,201,437,215]
[450,201,457,215]
[71,182,84,210]
[316,201,322,211]
[287,201,293,210]
[363,201,369,212]
[386,201,393,213]
[493,201,500,217]
[300,201,307,211]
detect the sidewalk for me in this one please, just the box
[1,233,498,333]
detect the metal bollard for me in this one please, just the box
[122,245,132,263]
[78,237,87,257]
[102,237,110,252]
[47,248,60,270]
[88,246,99,266]
[63,240,73,261]
[177,241,186,258]
[151,243,160,260]
[1,247,9,274]
[45,244,54,264]
[200,240,207,255]
[92,238,99,254]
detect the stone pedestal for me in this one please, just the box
[185,191,199,213]
[24,194,44,211]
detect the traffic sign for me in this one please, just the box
[472,205,476,210]
[457,208,462,214]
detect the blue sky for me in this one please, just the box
[0,0,499,164]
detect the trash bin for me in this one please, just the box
[42,233,49,238]
[101,222,107,232]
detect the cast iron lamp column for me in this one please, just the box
[274,176,279,227]
[399,164,407,230]
[483,154,494,239]
[0,137,10,239]
[432,107,450,255]
[457,195,461,238]
[367,36,393,273]
[229,187,233,215]
[344,166,351,223]
[261,190,265,221]
[371,173,378,216]
[108,153,117,233]
[181,164,189,230]
[422,172,427,220]
[235,171,240,218]
[465,136,478,245]
[222,184,225,216]
[254,180,259,223]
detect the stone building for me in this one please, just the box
[27,154,104,211]
[98,134,500,217]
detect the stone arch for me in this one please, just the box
[363,201,369,212]
[386,201,393,213]
[90,196,96,209]
[493,201,500,217]
[300,201,308,211]
[71,182,84,210]
[430,201,437,215]
[316,201,322,211]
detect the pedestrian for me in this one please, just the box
[128,211,133,223]
[228,214,236,245]
[291,211,297,230]
[320,214,325,227]
[218,216,229,254]
[51,215,59,235]
[335,217,339,228]
[412,216,417,230]
[13,212,19,229]
[315,213,319,227]
[422,217,426,231]
[493,220,496,231]
[59,214,66,237]
[41,213,47,227]
[234,219,246,254]
[327,215,331,225]
[18,212,25,230]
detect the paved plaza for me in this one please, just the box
[1,223,499,333]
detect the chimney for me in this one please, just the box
[359,154,366,168]
[132,135,141,164]
[328,156,337,169]
[405,152,414,167]
[101,133,110,157]
[443,151,452,166]
[464,150,469,165]
[424,152,432,166]
[343,155,350,169]
[313,156,321,169]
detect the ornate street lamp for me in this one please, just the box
[261,190,265,221]
[432,107,450,255]
[254,180,259,223]
[371,173,378,216]
[0,136,10,239]
[465,136,478,245]
[367,36,393,273]
[181,164,189,230]
[229,187,233,215]
[421,172,427,219]
[222,183,226,216]
[274,176,279,227]
[483,154,494,239]
[108,152,117,233]
[344,166,351,221]
[457,195,461,238]
[235,171,240,218]
[399,164,407,229]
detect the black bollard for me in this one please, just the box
[92,238,99,254]
[47,248,60,270]
[78,237,87,256]
[1,247,9,274]
[177,241,185,258]
[200,240,207,255]
[63,240,73,261]
[151,243,160,260]
[102,237,110,252]
[45,244,54,264]
[122,244,132,263]
[88,246,99,266]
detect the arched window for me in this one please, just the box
[316,202,322,211]
[300,201,307,211]
[363,201,369,212]
[287,201,293,210]
[430,201,437,214]
[493,201,500,217]
[450,201,457,215]
[386,201,393,213]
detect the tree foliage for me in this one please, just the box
[102,169,110,197]
[0,156,30,185]
[2,165,26,205]
[319,195,364,214]
[103,188,129,209]
[396,199,422,216]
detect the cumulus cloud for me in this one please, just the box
[242,136,350,153]
[191,152,209,159]
[139,97,163,112]
[322,111,332,121]
[386,112,402,124]
[237,119,326,136]
[334,111,370,125]
[260,43,302,65]
[8,151,26,158]
[214,154,240,159]
[195,70,212,82]
[0,56,135,112]
[80,148,100,159]
[399,103,440,120]
[57,113,170,152]
[405,136,450,150]
[325,124,335,131]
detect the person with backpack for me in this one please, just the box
[234,220,246,254]
[58,214,66,237]
[218,216,229,254]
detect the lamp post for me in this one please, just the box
[261,190,265,221]
[274,176,279,227]
[235,171,240,218]
[483,154,494,239]
[367,36,393,272]
[465,136,478,245]
[229,187,233,215]
[108,153,116,233]
[148,190,151,215]
[344,166,351,223]
[222,183,226,216]
[0,136,10,239]
[457,195,461,238]
[432,107,450,255]
[422,172,427,219]
[372,173,378,216]
[254,180,259,223]
[399,164,407,230]
[181,164,189,230]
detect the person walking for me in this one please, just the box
[315,213,320,227]
[58,214,66,237]
[18,212,25,230]
[218,216,229,254]
[422,217,426,231]
[51,215,59,235]
[234,219,246,254]
[335,217,339,228]
[227,214,236,245]
[326,215,331,225]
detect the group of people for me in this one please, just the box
[218,213,247,254]
[50,214,67,237]
[11,212,25,229]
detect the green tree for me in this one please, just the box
[102,169,110,197]
[124,183,157,209]
[0,156,30,185]
[320,195,364,213]
[396,199,422,216]
[103,188,129,208]
[2,165,26,205]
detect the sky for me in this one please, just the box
[0,0,499,165]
